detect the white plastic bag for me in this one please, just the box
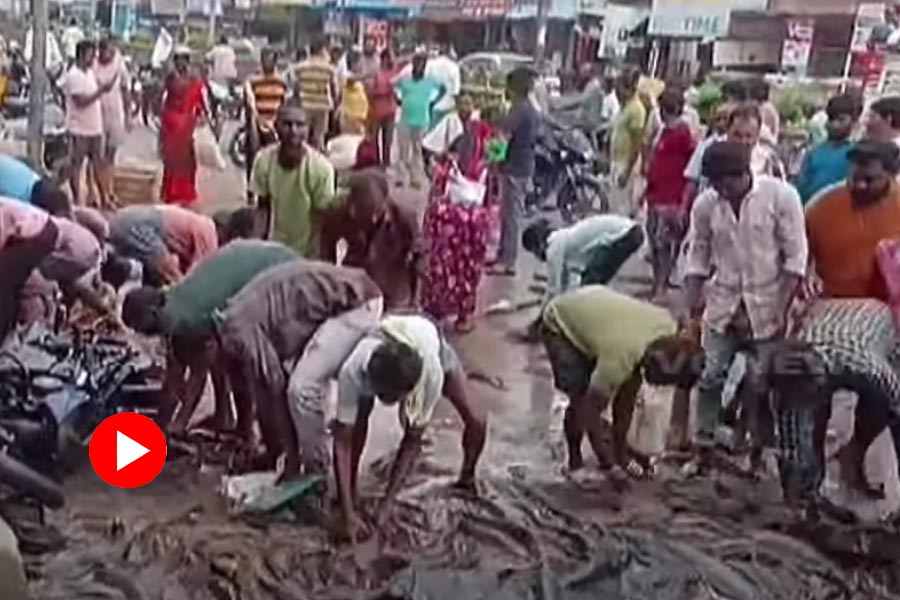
[447,166,486,207]
[326,134,363,171]
[626,383,675,457]
[194,126,226,171]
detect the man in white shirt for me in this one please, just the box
[60,17,84,63]
[522,215,643,298]
[25,26,64,73]
[58,40,115,207]
[333,315,486,541]
[206,35,237,85]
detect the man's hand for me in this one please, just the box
[616,172,629,189]
[344,510,372,543]
[100,76,117,94]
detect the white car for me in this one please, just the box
[459,52,561,97]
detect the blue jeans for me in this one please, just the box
[697,327,770,444]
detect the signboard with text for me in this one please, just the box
[648,0,731,38]
[781,18,814,74]
[850,3,886,52]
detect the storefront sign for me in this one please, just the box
[648,0,731,38]
[577,0,605,16]
[780,18,814,74]
[360,16,390,48]
[422,0,509,18]
[850,3,886,53]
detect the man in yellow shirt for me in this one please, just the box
[609,69,646,216]
[250,101,336,257]
[541,285,701,475]
[294,38,338,150]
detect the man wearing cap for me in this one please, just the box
[333,314,486,541]
[684,140,807,467]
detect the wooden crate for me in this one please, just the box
[114,166,159,206]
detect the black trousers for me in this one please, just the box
[0,220,59,342]
[581,225,645,286]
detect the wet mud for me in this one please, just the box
[16,268,900,600]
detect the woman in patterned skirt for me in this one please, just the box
[766,298,900,508]
[422,95,493,333]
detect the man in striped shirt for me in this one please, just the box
[293,38,338,150]
[245,48,288,181]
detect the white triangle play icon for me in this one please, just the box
[116,431,150,471]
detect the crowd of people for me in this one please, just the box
[7,20,900,542]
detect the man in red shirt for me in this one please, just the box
[644,89,695,301]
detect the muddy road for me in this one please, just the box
[16,128,900,599]
[22,298,900,600]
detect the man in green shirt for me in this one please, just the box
[122,240,298,437]
[609,69,646,216]
[250,100,336,258]
[541,285,701,475]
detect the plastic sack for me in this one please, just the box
[626,383,675,457]
[326,133,364,171]
[194,126,226,171]
[423,112,464,155]
[447,166,487,207]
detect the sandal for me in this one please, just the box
[453,318,476,334]
[623,457,657,480]
[486,265,516,277]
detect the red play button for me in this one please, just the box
[89,412,167,488]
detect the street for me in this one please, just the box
[18,124,900,599]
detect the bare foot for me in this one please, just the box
[276,457,301,485]
[453,317,476,334]
[567,454,584,472]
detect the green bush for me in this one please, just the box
[694,82,723,125]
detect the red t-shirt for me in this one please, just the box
[645,122,695,208]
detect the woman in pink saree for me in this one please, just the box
[422,95,494,333]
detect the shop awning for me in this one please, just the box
[421,0,511,20]
[258,0,318,6]
[337,0,421,15]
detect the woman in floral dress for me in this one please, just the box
[422,95,494,333]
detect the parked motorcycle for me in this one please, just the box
[529,115,608,224]
[0,326,160,508]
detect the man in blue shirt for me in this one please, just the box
[796,93,862,205]
[0,154,71,216]
[488,67,539,276]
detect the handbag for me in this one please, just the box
[447,164,487,207]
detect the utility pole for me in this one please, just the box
[534,0,549,66]
[27,0,48,168]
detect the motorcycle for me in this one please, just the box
[0,326,160,508]
[529,115,608,224]
[0,103,68,179]
[208,80,243,124]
